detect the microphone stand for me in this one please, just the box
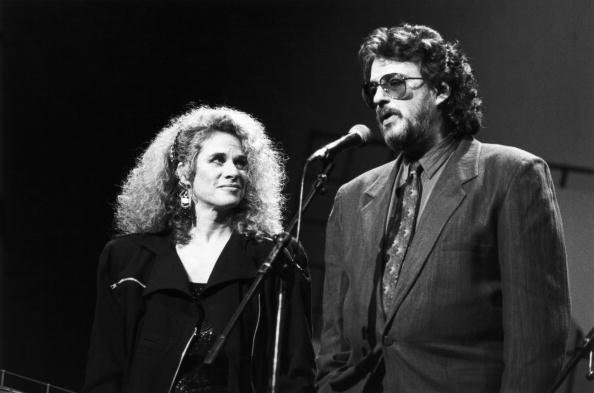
[203,231,292,365]
[204,159,335,393]
[547,326,594,393]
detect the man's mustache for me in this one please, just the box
[376,108,402,122]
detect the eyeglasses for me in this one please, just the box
[361,73,425,108]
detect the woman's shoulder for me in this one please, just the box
[104,232,170,252]
[99,232,172,277]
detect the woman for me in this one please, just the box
[82,105,315,393]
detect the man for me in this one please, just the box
[316,23,570,393]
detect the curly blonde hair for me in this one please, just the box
[115,105,286,244]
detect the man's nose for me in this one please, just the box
[373,86,390,106]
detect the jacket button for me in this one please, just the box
[382,336,394,346]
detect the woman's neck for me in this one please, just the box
[190,207,234,243]
[176,209,234,283]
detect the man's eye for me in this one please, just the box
[387,78,405,87]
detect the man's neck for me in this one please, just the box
[402,121,448,162]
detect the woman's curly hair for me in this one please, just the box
[359,23,483,137]
[115,105,287,244]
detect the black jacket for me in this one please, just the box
[82,231,315,393]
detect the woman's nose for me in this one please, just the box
[222,160,240,177]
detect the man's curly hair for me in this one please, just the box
[115,105,286,245]
[359,23,483,137]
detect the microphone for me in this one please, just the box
[307,124,373,162]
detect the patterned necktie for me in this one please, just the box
[382,162,422,315]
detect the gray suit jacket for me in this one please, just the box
[316,137,570,393]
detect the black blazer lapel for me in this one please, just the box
[138,234,193,298]
[383,137,481,327]
[205,232,260,290]
[140,232,260,298]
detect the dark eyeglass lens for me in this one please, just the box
[362,74,412,107]
[385,77,406,98]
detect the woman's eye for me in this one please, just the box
[211,154,225,164]
[235,158,248,169]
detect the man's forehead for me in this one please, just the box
[370,58,420,80]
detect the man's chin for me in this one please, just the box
[382,127,407,151]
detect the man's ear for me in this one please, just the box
[176,162,191,188]
[435,82,450,106]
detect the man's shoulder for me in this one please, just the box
[477,141,546,173]
[480,141,541,162]
[338,160,395,195]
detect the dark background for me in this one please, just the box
[1,0,593,391]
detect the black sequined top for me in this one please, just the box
[172,283,228,393]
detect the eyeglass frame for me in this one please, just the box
[361,72,425,108]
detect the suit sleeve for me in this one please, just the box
[497,158,570,393]
[315,188,353,392]
[81,241,126,393]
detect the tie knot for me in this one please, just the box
[408,162,422,180]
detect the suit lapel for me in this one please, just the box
[358,159,400,320]
[383,137,481,328]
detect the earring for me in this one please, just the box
[180,188,192,209]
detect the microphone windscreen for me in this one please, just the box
[348,124,373,143]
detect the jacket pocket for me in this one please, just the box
[136,333,173,352]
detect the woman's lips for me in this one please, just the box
[219,184,241,190]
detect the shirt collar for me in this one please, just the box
[417,135,459,179]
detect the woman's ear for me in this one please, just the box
[176,162,191,188]
[435,82,451,106]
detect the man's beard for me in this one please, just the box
[381,101,437,160]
